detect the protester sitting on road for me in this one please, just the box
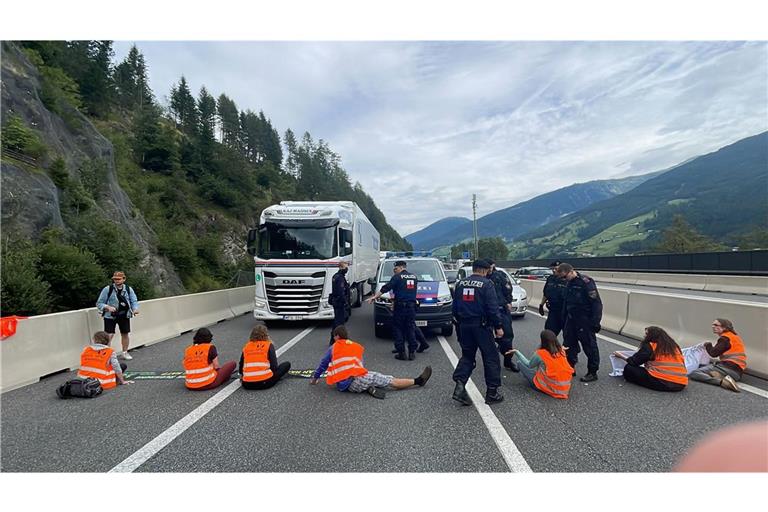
[612,326,687,392]
[688,318,746,393]
[183,327,236,390]
[310,325,432,399]
[508,330,573,399]
[77,331,131,388]
[239,323,291,390]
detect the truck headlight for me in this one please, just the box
[375,296,393,305]
[437,294,453,305]
[254,300,266,308]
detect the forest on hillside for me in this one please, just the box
[1,41,410,315]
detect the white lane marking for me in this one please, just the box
[437,335,533,473]
[529,310,768,399]
[109,325,316,473]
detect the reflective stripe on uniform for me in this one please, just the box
[185,365,215,374]
[326,362,364,377]
[185,372,217,384]
[79,366,116,376]
[243,369,272,377]
[243,362,270,368]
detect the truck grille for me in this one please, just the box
[264,271,326,315]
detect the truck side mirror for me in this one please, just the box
[367,277,377,286]
[246,229,257,256]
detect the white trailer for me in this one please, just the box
[246,201,380,320]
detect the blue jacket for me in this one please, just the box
[380,269,418,303]
[96,284,139,319]
[452,274,501,328]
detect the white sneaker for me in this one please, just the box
[121,352,133,360]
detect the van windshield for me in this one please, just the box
[379,260,444,282]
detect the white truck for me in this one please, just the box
[246,201,380,320]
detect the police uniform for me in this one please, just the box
[328,266,351,345]
[452,261,504,404]
[380,262,419,359]
[563,272,603,378]
[542,273,567,336]
[486,263,517,371]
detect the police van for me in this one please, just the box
[370,255,454,338]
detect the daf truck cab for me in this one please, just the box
[247,201,380,321]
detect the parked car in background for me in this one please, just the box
[513,266,553,281]
[455,265,528,317]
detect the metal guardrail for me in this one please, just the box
[1,147,38,166]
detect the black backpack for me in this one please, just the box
[56,377,103,399]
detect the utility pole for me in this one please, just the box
[472,194,479,260]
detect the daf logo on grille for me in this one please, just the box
[282,279,305,284]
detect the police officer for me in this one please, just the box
[367,260,418,360]
[539,260,567,336]
[328,261,351,345]
[486,258,519,372]
[452,259,505,405]
[558,262,603,382]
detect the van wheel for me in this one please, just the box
[441,324,454,337]
[375,325,388,338]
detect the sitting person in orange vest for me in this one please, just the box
[240,323,291,390]
[508,329,573,399]
[688,318,746,392]
[78,331,131,389]
[612,326,688,392]
[183,327,236,390]
[310,325,432,399]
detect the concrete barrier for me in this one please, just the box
[174,288,234,333]
[703,275,768,295]
[1,309,91,392]
[85,296,183,350]
[228,286,255,316]
[518,279,544,305]
[633,272,707,291]
[598,288,630,333]
[622,291,768,377]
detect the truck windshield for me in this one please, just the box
[379,260,445,282]
[258,224,338,259]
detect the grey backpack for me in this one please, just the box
[56,377,103,399]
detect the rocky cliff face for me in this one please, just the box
[1,42,185,295]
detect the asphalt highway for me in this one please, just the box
[2,303,766,472]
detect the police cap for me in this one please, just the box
[485,258,496,266]
[394,260,407,268]
[549,260,562,268]
[472,259,491,271]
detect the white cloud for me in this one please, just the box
[113,41,768,236]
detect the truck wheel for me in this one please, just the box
[441,324,454,337]
[351,283,363,308]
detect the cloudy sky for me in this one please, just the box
[113,41,767,236]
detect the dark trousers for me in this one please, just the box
[623,364,685,392]
[329,303,349,345]
[452,324,501,390]
[496,308,515,367]
[563,318,600,374]
[195,361,236,391]
[392,304,417,353]
[544,305,565,336]
[414,326,429,349]
[242,362,291,390]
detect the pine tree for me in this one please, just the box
[283,128,299,177]
[654,215,726,253]
[216,93,240,148]
[169,76,198,136]
[197,86,217,168]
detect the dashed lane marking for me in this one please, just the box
[437,335,533,473]
[109,325,316,473]
[528,310,768,399]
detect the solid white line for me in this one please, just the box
[529,309,768,399]
[109,325,316,473]
[437,335,533,473]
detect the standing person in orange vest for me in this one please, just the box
[183,327,236,390]
[310,325,432,399]
[508,330,573,399]
[239,323,291,390]
[612,326,688,392]
[78,331,131,389]
[688,318,747,392]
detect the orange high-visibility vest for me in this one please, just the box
[78,346,117,389]
[719,332,747,371]
[327,339,368,385]
[242,340,274,382]
[183,343,216,389]
[532,348,573,399]
[646,342,688,386]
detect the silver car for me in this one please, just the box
[456,266,528,317]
